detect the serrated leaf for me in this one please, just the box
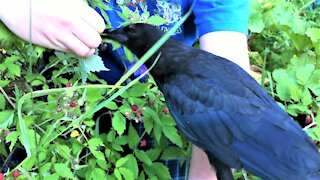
[105,101,118,110]
[119,167,135,180]
[116,156,129,168]
[81,54,109,74]
[91,168,107,179]
[146,148,162,162]
[5,130,19,151]
[0,94,5,110]
[54,163,73,179]
[0,80,10,88]
[127,82,150,97]
[88,137,105,160]
[128,124,140,149]
[296,64,315,85]
[301,88,313,105]
[150,162,171,179]
[306,28,320,42]
[153,123,162,144]
[143,114,153,134]
[134,150,152,166]
[6,63,21,77]
[114,168,123,180]
[0,110,14,128]
[249,9,265,33]
[162,126,183,147]
[112,111,126,136]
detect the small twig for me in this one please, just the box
[0,87,15,108]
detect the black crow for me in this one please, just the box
[103,23,320,180]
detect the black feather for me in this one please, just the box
[103,23,320,180]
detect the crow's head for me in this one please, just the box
[102,23,164,58]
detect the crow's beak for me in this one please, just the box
[101,28,128,43]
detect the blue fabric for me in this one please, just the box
[93,0,249,84]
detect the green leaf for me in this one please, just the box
[146,148,162,162]
[127,82,150,97]
[0,110,14,129]
[161,147,181,159]
[124,46,135,62]
[88,137,105,160]
[0,22,16,41]
[112,111,126,136]
[116,156,129,168]
[306,28,320,42]
[5,130,19,151]
[80,54,109,74]
[0,93,5,110]
[114,168,123,180]
[143,114,153,134]
[153,123,162,143]
[119,167,135,180]
[162,126,183,147]
[21,155,36,171]
[54,163,74,179]
[150,162,171,179]
[0,80,10,88]
[128,124,140,149]
[56,143,71,160]
[118,155,139,178]
[6,63,21,77]
[248,8,265,33]
[91,168,107,179]
[296,64,315,85]
[144,107,162,125]
[301,88,313,106]
[105,101,118,110]
[134,150,152,165]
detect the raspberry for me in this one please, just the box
[0,173,4,180]
[70,102,77,108]
[66,83,72,87]
[140,140,147,147]
[13,171,20,178]
[162,108,168,115]
[131,104,139,111]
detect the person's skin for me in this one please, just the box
[189,31,249,180]
[0,1,250,179]
[0,0,105,57]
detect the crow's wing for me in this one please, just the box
[159,51,320,180]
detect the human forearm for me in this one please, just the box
[199,31,250,72]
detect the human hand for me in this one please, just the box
[0,0,105,57]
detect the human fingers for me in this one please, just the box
[80,2,106,33]
[72,19,103,49]
[57,33,93,57]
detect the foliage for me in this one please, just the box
[0,0,319,179]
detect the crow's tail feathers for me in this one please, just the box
[306,172,320,180]
[207,153,234,180]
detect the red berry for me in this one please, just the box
[162,108,168,115]
[13,171,20,178]
[131,104,139,111]
[0,173,4,180]
[66,83,72,87]
[70,102,77,108]
[140,140,147,147]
